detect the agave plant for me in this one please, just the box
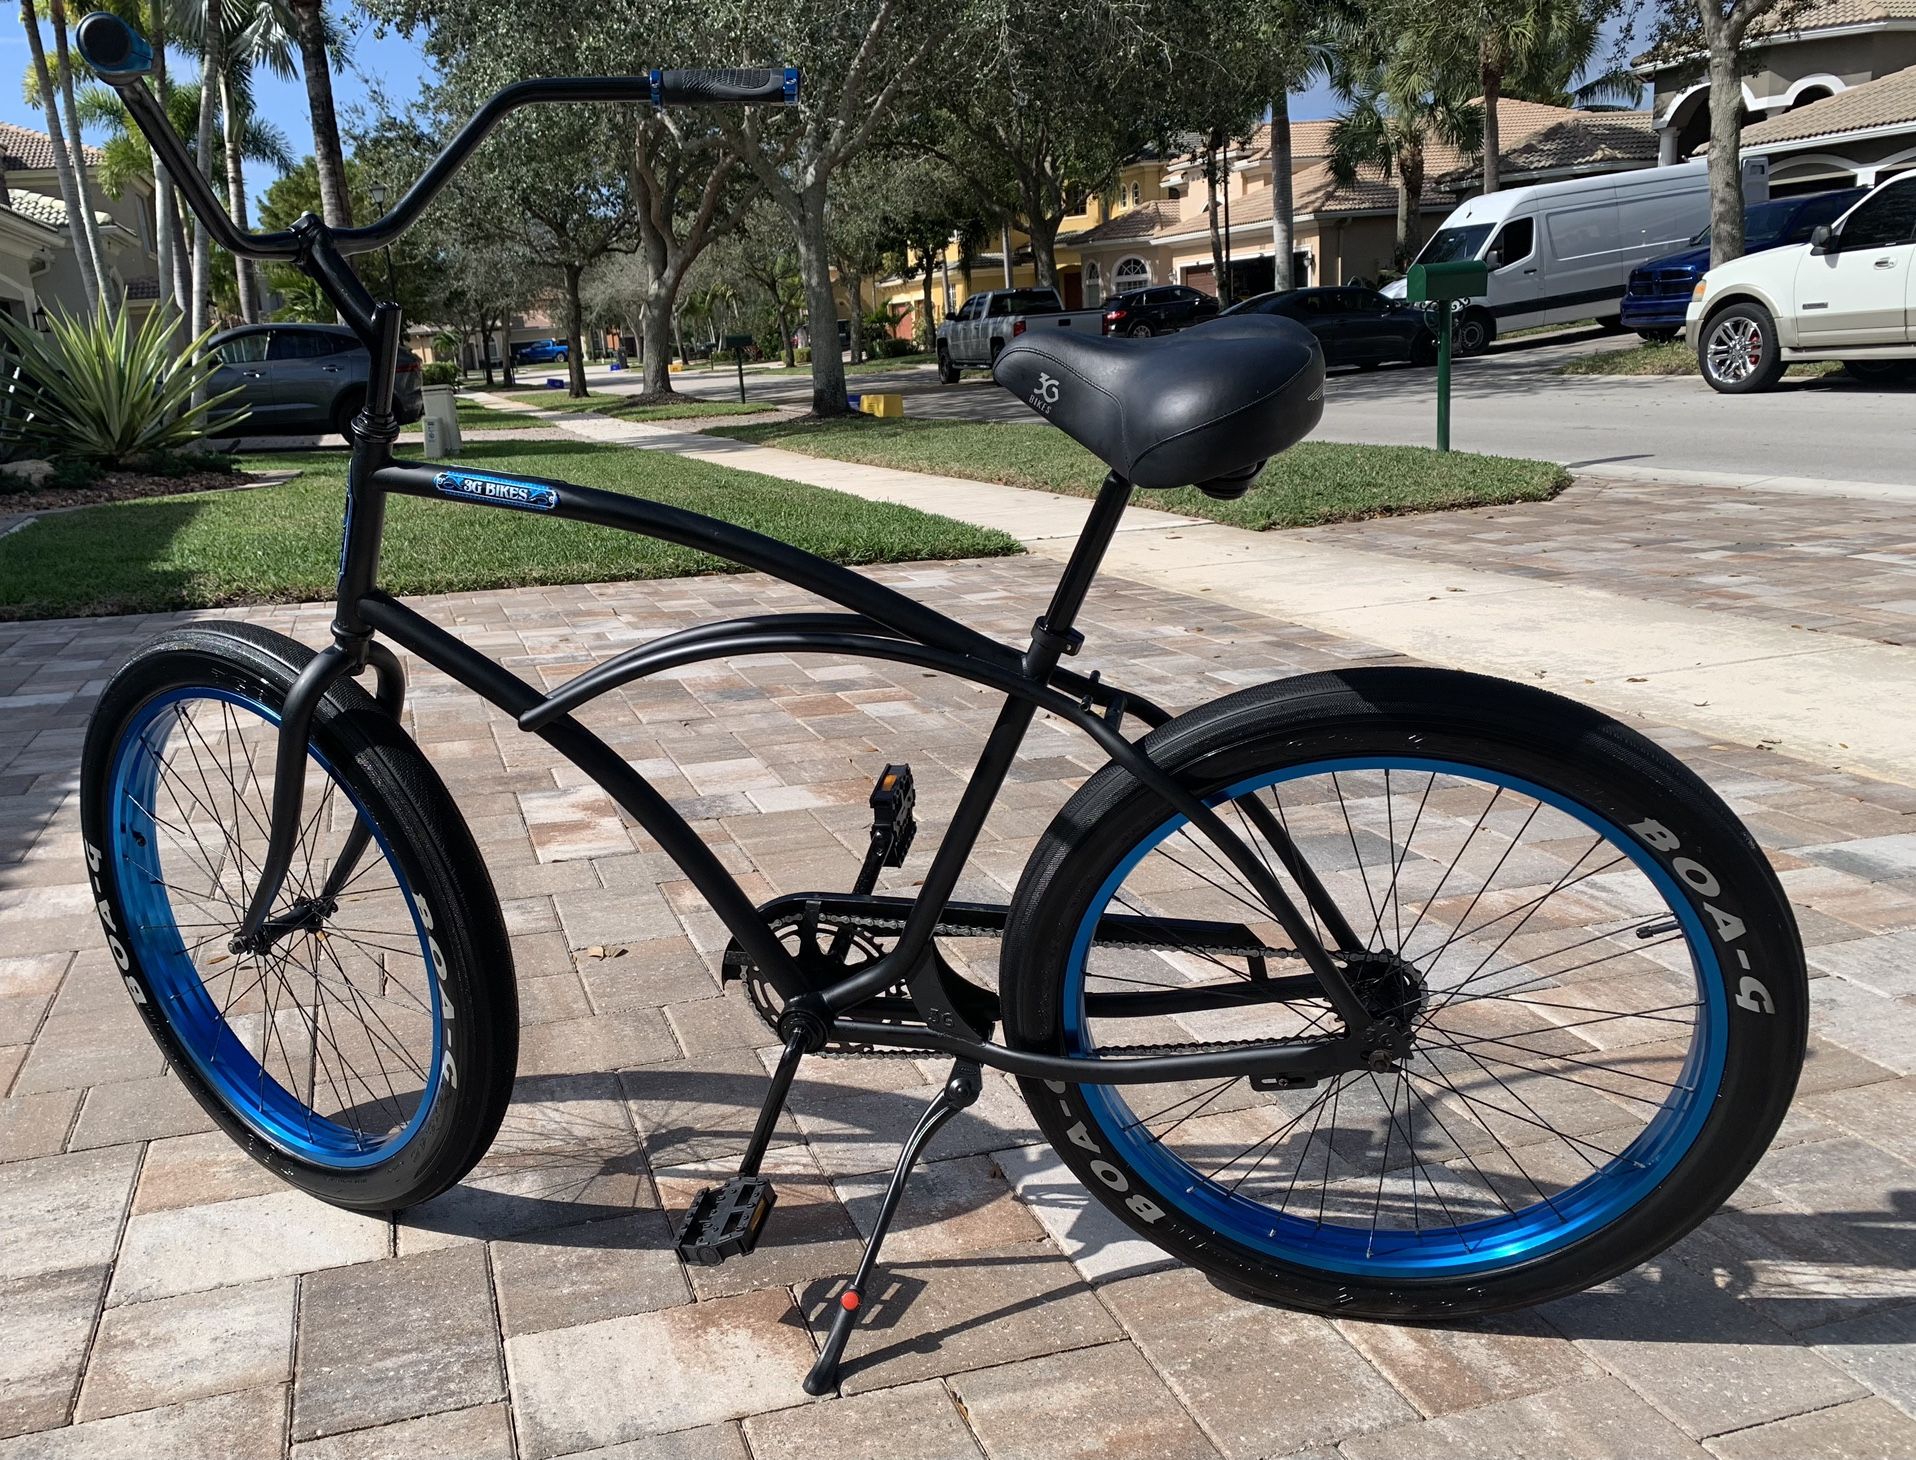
[0,298,245,467]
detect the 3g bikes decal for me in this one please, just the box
[433,469,559,511]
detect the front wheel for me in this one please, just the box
[1700,303,1785,394]
[1003,667,1804,1318]
[937,345,961,384]
[79,624,518,1211]
[1453,309,1493,356]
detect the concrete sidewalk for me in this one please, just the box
[482,396,1916,785]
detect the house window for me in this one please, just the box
[1130,182,1142,206]
[1085,261,1102,307]
[1112,256,1149,295]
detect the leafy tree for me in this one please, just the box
[256,155,443,322]
[711,211,805,366]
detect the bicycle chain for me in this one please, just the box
[735,906,1311,1061]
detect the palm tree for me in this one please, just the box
[1327,56,1482,266]
[20,2,105,310]
[284,0,351,227]
[1400,0,1623,195]
[175,0,297,322]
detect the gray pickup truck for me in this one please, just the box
[935,287,1105,382]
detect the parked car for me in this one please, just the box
[511,338,569,365]
[206,323,423,437]
[1100,284,1220,337]
[1621,187,1866,341]
[935,288,1103,381]
[1687,171,1916,394]
[1382,158,1769,353]
[1215,287,1437,369]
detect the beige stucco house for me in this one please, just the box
[0,121,161,331]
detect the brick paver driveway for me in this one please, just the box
[2,556,1913,1459]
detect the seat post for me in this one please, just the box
[1027,471,1131,673]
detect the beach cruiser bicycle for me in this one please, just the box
[75,12,1807,1395]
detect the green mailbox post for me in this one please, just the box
[723,332,755,403]
[1406,259,1488,451]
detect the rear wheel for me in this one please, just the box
[80,624,518,1211]
[1004,668,1804,1317]
[1700,303,1785,394]
[1128,322,1155,338]
[330,388,365,439]
[1454,309,1493,356]
[1636,329,1679,344]
[1842,359,1916,386]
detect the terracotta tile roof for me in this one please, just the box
[1437,111,1656,186]
[1638,0,1916,65]
[1071,200,1179,245]
[1743,62,1916,145]
[0,120,103,172]
[123,276,162,301]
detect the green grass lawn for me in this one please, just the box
[500,391,774,421]
[709,419,1570,530]
[0,439,1017,621]
[847,352,937,374]
[399,398,549,433]
[1559,342,1841,379]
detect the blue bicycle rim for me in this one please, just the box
[1062,756,1727,1280]
[107,687,443,1168]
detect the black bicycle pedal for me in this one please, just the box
[674,1176,777,1266]
[869,763,917,868]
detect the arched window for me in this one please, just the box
[1131,182,1142,206]
[1084,260,1102,307]
[1112,256,1150,295]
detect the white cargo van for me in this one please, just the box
[1384,158,1770,353]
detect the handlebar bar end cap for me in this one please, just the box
[783,66,800,104]
[76,11,154,79]
[647,67,665,109]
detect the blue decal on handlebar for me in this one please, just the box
[433,470,558,511]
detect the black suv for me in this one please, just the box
[1101,284,1220,337]
[206,323,425,437]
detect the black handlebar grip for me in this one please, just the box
[649,67,799,106]
[75,11,155,80]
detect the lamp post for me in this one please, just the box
[366,181,397,300]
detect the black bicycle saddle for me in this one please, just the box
[992,315,1324,493]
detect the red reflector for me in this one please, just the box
[840,1290,861,1311]
[1012,319,1026,337]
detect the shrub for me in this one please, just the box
[794,346,813,364]
[0,298,241,466]
[872,337,916,359]
[421,360,461,387]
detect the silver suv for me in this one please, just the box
[207,323,425,435]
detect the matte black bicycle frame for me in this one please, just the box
[89,41,1397,1092]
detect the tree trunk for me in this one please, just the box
[50,2,110,311]
[775,297,794,367]
[1025,213,1062,292]
[563,262,587,397]
[219,68,259,322]
[845,270,864,364]
[290,0,353,228]
[149,0,180,319]
[480,323,496,385]
[793,186,848,416]
[191,4,220,339]
[1706,26,1748,266]
[918,256,934,350]
[1270,90,1296,290]
[1480,53,1503,196]
[640,301,676,395]
[20,3,96,312]
[1396,145,1426,266]
[1204,134,1226,298]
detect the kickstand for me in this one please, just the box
[803,1058,981,1396]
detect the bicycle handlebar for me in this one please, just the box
[74,10,798,264]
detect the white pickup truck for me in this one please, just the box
[936,287,1106,382]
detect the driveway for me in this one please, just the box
[2,552,1913,1458]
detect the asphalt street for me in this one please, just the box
[643,328,1916,489]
